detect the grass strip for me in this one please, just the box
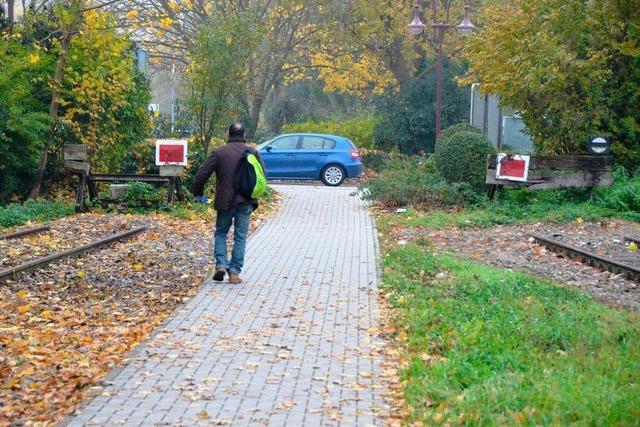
[380,227,640,425]
[0,200,75,228]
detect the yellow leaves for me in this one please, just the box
[18,305,31,315]
[28,53,40,64]
[168,1,181,13]
[126,10,139,20]
[629,242,638,253]
[59,8,138,151]
[196,410,210,420]
[160,17,173,29]
[310,51,396,97]
[133,263,145,272]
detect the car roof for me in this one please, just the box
[276,133,348,141]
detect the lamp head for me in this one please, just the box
[408,4,426,36]
[456,3,476,35]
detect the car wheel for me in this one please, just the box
[321,164,346,186]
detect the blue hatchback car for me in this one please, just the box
[257,133,362,186]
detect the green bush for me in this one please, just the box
[0,38,53,202]
[436,122,481,143]
[360,150,412,173]
[434,130,495,192]
[119,182,167,210]
[360,156,482,208]
[282,115,378,149]
[595,166,640,216]
[0,200,74,228]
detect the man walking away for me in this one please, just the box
[192,123,266,284]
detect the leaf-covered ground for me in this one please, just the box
[0,203,278,424]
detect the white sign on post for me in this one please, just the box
[155,139,188,166]
[495,153,530,182]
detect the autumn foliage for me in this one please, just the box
[461,0,640,167]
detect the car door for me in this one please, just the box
[259,135,300,178]
[297,135,327,178]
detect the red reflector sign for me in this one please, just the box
[156,140,188,166]
[159,145,185,163]
[496,153,530,182]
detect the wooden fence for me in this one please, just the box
[486,155,613,190]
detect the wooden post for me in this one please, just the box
[88,179,97,200]
[160,165,184,205]
[75,174,87,213]
[167,177,176,204]
[487,184,497,201]
[176,178,184,202]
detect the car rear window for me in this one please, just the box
[301,136,325,149]
[323,139,336,149]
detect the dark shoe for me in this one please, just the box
[228,272,242,284]
[213,269,226,282]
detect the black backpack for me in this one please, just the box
[234,150,267,200]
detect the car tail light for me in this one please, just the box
[350,149,360,159]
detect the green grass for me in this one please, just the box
[379,217,640,425]
[384,185,640,229]
[386,202,622,229]
[0,200,75,228]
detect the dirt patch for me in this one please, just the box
[391,219,640,311]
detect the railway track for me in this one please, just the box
[532,234,640,282]
[0,224,50,240]
[625,235,640,245]
[0,224,147,281]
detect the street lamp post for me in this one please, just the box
[409,0,476,138]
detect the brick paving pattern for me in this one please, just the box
[68,185,387,426]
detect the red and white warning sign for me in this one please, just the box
[496,153,530,182]
[155,139,188,166]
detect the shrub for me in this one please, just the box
[360,150,412,173]
[282,115,378,149]
[119,182,167,210]
[0,38,53,202]
[436,122,481,143]
[434,130,495,192]
[0,200,74,228]
[360,156,482,208]
[595,166,640,216]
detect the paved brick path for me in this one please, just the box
[68,185,387,426]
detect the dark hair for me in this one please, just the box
[229,122,245,138]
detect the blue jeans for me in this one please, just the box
[215,203,252,274]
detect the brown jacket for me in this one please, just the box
[192,137,265,211]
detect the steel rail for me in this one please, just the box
[532,234,640,282]
[0,226,147,281]
[0,225,51,240]
[624,235,640,245]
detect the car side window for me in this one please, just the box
[301,136,325,150]
[270,136,299,150]
[323,139,336,149]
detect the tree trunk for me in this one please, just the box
[7,0,14,22]
[247,96,264,140]
[29,2,83,199]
